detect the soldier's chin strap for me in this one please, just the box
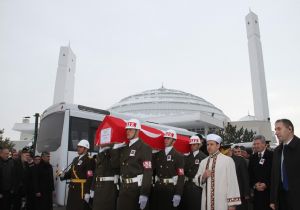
[128,129,139,140]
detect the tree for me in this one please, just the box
[0,129,15,150]
[216,123,256,145]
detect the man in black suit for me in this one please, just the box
[34,151,54,210]
[270,119,300,210]
[248,135,273,210]
[231,150,250,210]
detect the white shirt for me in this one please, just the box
[129,138,139,147]
[258,149,266,158]
[193,150,199,157]
[99,146,110,153]
[165,146,173,155]
[78,154,85,160]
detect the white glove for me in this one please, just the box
[113,142,126,149]
[57,170,65,178]
[152,149,160,154]
[90,190,94,199]
[21,197,26,208]
[172,195,181,207]
[0,194,3,199]
[84,194,90,203]
[138,195,148,209]
[99,146,110,153]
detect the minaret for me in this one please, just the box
[245,10,270,121]
[53,44,76,104]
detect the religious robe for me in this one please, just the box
[195,151,241,210]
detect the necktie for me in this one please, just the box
[282,145,289,191]
[258,152,262,159]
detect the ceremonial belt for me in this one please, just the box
[155,176,178,185]
[96,176,115,182]
[71,165,87,199]
[121,174,143,186]
[70,179,87,199]
[96,175,119,184]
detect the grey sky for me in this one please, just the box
[1,0,299,139]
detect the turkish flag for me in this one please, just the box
[95,115,191,154]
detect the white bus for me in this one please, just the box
[35,102,196,206]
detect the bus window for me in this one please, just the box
[69,117,101,152]
[37,111,65,153]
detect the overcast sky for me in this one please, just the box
[1,0,299,139]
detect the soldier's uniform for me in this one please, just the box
[61,153,94,210]
[114,138,153,210]
[180,150,206,210]
[92,148,119,210]
[151,147,185,210]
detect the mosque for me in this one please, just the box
[12,10,274,145]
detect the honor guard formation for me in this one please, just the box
[1,118,299,210]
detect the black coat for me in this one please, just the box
[248,149,273,210]
[0,158,14,193]
[270,135,300,210]
[232,155,250,210]
[232,155,250,198]
[34,160,54,210]
[12,159,30,196]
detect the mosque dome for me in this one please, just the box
[109,87,230,122]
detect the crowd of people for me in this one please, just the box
[1,118,299,210]
[0,148,54,210]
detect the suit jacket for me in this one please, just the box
[12,159,30,195]
[232,155,250,198]
[248,149,273,189]
[270,135,300,209]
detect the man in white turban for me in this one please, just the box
[195,134,241,210]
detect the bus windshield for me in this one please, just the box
[37,111,65,153]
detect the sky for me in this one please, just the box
[0,0,299,140]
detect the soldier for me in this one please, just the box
[59,139,94,210]
[180,135,207,210]
[91,145,119,210]
[113,119,153,210]
[151,129,185,210]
